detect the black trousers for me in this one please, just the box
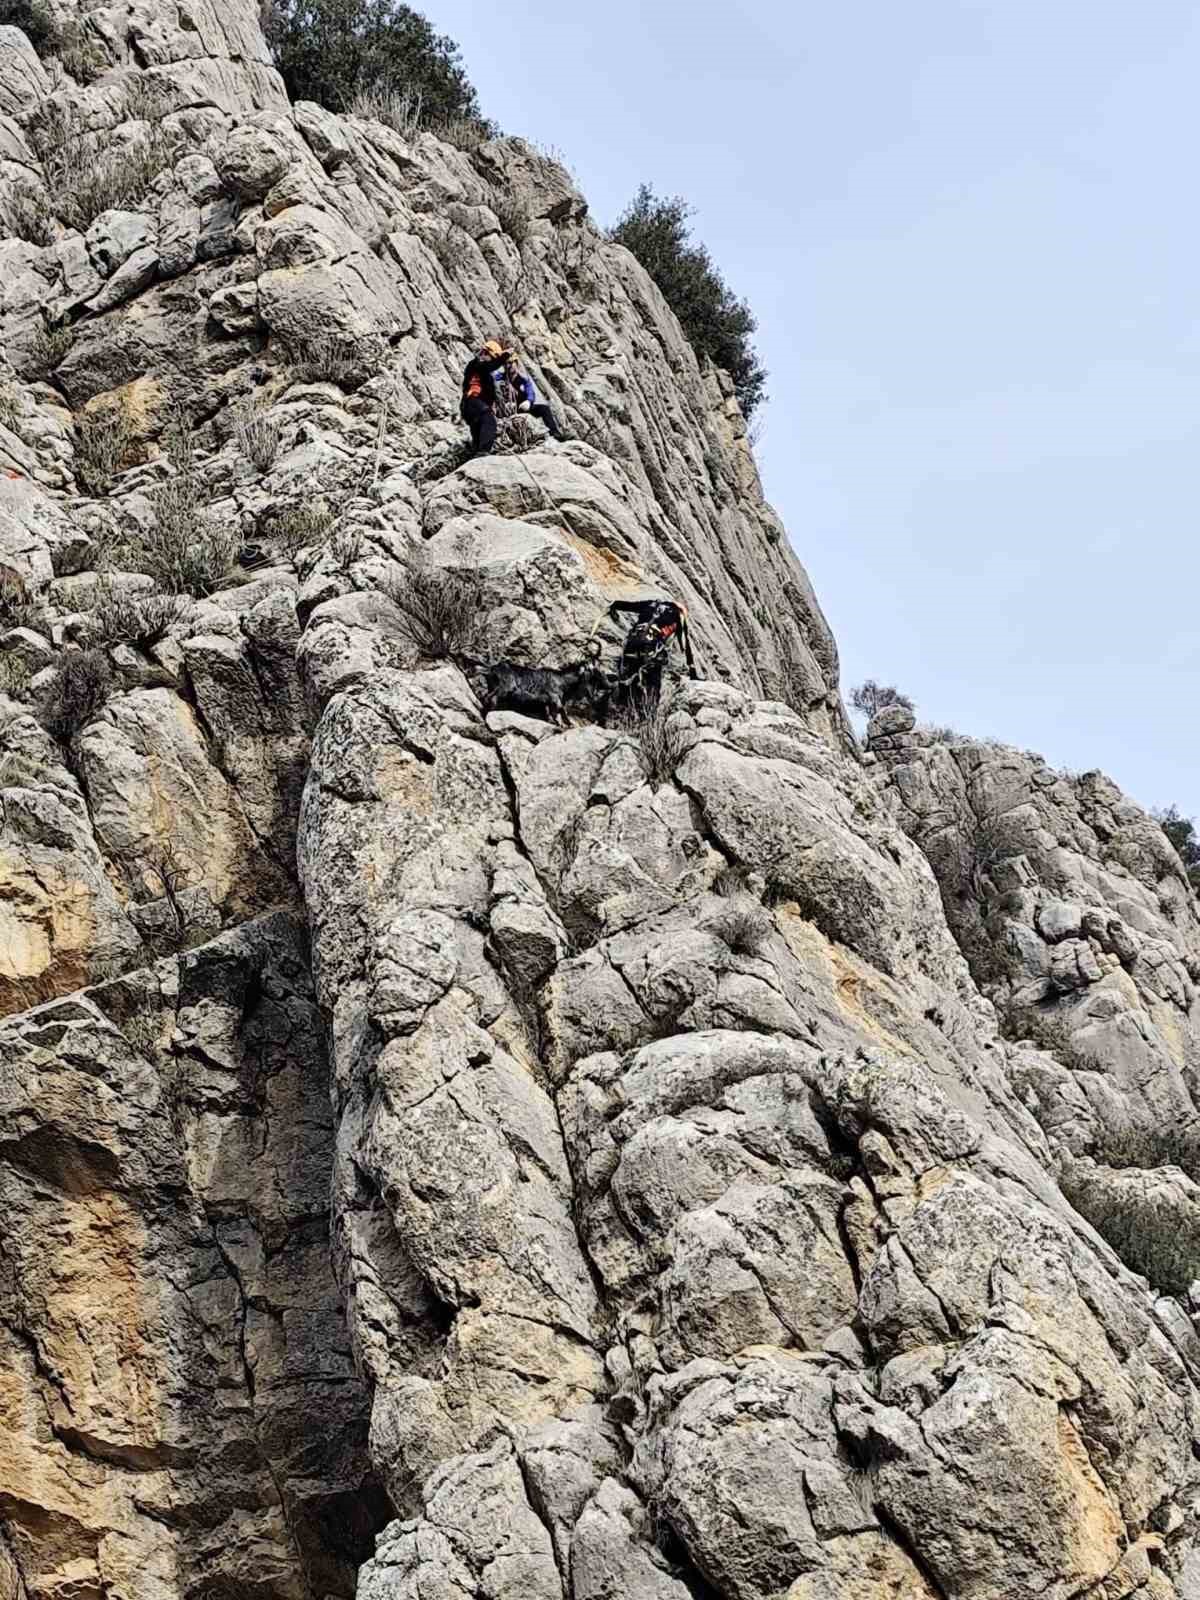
[462,396,496,455]
[616,646,666,716]
[528,402,564,440]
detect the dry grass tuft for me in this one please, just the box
[27,322,74,379]
[139,477,237,596]
[84,580,186,650]
[618,696,689,788]
[263,500,334,557]
[75,397,134,495]
[283,332,377,389]
[37,100,173,232]
[0,653,35,703]
[438,116,492,153]
[350,79,425,139]
[713,862,756,899]
[5,182,55,246]
[0,571,45,634]
[233,402,283,472]
[708,894,772,956]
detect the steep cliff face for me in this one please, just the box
[3,7,1200,1600]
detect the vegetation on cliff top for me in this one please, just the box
[609,185,768,419]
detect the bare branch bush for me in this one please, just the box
[501,264,536,315]
[494,194,532,245]
[122,402,228,590]
[494,413,537,455]
[411,438,473,484]
[143,841,196,949]
[930,791,1026,906]
[381,556,484,661]
[1058,1158,1200,1299]
[1086,1121,1200,1182]
[849,679,915,720]
[427,223,464,274]
[328,524,364,573]
[99,413,235,596]
[13,0,107,79]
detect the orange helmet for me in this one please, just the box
[480,339,505,360]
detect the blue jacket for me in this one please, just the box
[510,371,538,407]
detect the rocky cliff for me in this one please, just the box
[3,7,1200,1599]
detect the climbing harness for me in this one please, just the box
[586,602,687,718]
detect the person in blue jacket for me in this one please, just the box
[503,355,567,440]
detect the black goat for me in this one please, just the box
[468,656,610,727]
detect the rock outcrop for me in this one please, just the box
[3,6,1200,1599]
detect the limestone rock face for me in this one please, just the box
[0,915,384,1600]
[4,5,1200,1599]
[870,726,1200,1156]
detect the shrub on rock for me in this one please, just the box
[74,398,135,496]
[264,0,487,129]
[382,557,482,660]
[85,582,186,651]
[850,679,915,720]
[35,101,172,232]
[37,648,113,743]
[709,894,772,955]
[1154,806,1200,893]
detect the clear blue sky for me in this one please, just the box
[429,1,1200,814]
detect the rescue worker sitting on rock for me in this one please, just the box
[460,339,513,456]
[603,595,697,715]
[502,354,567,441]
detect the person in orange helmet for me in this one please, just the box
[460,338,513,456]
[602,595,697,716]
